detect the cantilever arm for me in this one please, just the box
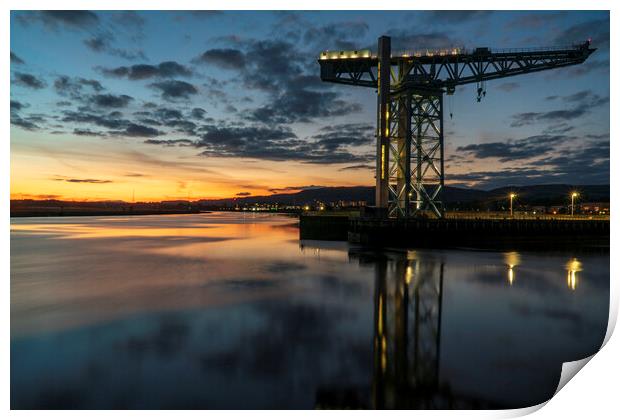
[318,42,596,91]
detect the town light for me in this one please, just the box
[509,193,516,217]
[571,192,579,216]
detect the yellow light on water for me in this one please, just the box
[566,258,582,290]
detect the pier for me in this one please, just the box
[300,214,609,249]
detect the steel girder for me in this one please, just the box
[318,42,595,91]
[386,90,444,218]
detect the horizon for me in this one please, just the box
[10,10,610,201]
[9,182,610,204]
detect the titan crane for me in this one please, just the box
[318,36,596,218]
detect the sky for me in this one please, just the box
[10,10,610,201]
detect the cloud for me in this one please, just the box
[339,164,374,172]
[18,11,99,30]
[10,100,25,111]
[53,177,112,184]
[425,10,492,23]
[506,12,565,29]
[91,94,133,108]
[235,192,252,196]
[12,72,46,89]
[61,110,130,129]
[312,123,374,151]
[10,52,25,64]
[149,80,198,100]
[456,135,571,162]
[452,138,609,188]
[144,139,194,147]
[99,61,193,80]
[111,123,163,138]
[53,76,104,99]
[195,48,246,70]
[553,17,609,48]
[10,115,40,130]
[385,29,459,50]
[268,185,326,193]
[84,34,147,60]
[511,90,608,127]
[73,128,107,137]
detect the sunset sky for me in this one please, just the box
[10,10,610,202]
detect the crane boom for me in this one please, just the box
[319,41,595,92]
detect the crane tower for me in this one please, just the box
[318,36,595,218]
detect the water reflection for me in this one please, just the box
[504,252,520,286]
[10,213,609,409]
[566,258,582,291]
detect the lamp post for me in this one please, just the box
[509,193,516,217]
[571,192,578,217]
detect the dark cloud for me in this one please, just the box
[456,135,571,162]
[112,123,163,138]
[91,94,133,108]
[10,115,39,131]
[312,123,374,151]
[10,100,25,111]
[249,86,361,124]
[553,18,609,48]
[18,11,99,30]
[12,72,46,89]
[149,80,198,100]
[54,76,104,98]
[10,52,25,64]
[511,109,587,127]
[339,164,374,172]
[195,48,246,70]
[73,128,107,137]
[425,10,492,23]
[301,21,370,51]
[84,34,147,60]
[144,139,194,146]
[385,29,459,51]
[61,110,131,129]
[507,12,565,29]
[452,138,609,188]
[54,177,112,184]
[191,123,371,164]
[511,90,608,127]
[99,61,193,80]
[235,192,252,196]
[191,107,206,119]
[268,185,325,193]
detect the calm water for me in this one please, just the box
[11,212,609,409]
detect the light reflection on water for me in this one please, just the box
[10,213,609,409]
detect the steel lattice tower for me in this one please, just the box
[319,36,595,218]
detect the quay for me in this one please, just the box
[299,213,610,249]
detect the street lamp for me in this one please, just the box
[571,192,579,216]
[509,193,516,217]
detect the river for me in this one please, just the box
[10,212,609,409]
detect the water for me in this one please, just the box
[10,212,609,409]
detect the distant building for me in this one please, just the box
[580,202,610,214]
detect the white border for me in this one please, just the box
[4,1,616,418]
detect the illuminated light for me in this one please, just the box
[381,145,386,179]
[508,266,514,285]
[319,205,325,211]
[377,296,383,335]
[405,265,413,285]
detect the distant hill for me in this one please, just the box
[198,184,610,207]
